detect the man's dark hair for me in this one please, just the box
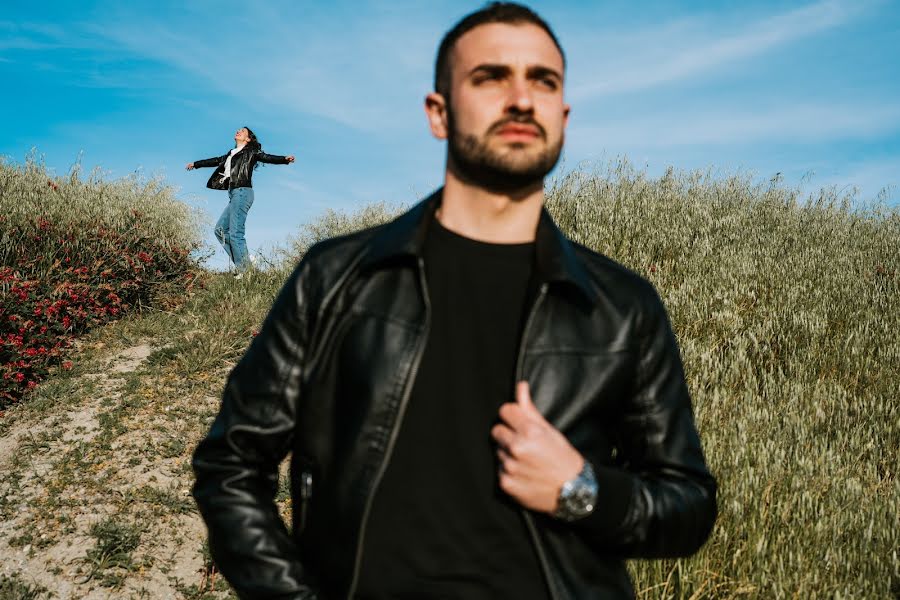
[434,2,565,99]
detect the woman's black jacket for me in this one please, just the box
[193,147,290,190]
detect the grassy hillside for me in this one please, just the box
[546,165,899,597]
[0,160,897,598]
[0,157,202,406]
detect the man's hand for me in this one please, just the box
[491,381,585,513]
[185,162,195,170]
[286,155,296,163]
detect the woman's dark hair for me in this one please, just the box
[434,2,565,100]
[243,126,262,152]
[239,126,264,170]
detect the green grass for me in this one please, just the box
[77,516,146,588]
[0,573,50,600]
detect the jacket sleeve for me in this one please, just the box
[256,152,292,164]
[192,154,227,168]
[574,285,717,558]
[192,257,320,599]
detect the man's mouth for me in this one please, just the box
[494,122,542,142]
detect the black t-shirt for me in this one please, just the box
[355,217,549,600]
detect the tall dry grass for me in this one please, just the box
[544,162,899,598]
[0,155,203,281]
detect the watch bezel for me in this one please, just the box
[553,461,598,522]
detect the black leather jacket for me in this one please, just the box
[193,146,290,190]
[192,190,717,600]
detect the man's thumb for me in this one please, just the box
[516,381,538,412]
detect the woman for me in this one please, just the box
[186,127,295,272]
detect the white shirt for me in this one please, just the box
[221,145,246,182]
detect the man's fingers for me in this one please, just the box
[498,402,531,431]
[493,421,542,461]
[491,423,516,451]
[497,447,515,473]
[498,471,520,497]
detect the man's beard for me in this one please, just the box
[447,109,563,193]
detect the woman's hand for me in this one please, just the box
[286,155,295,163]
[185,162,195,170]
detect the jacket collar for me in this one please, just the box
[362,187,599,305]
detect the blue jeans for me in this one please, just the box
[214,187,255,269]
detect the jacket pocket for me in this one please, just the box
[206,167,229,190]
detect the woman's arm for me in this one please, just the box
[187,154,228,170]
[256,152,295,165]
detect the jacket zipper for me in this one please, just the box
[515,283,560,600]
[298,470,313,534]
[345,258,431,599]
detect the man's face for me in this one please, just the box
[439,22,569,192]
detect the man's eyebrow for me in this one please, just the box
[526,65,563,82]
[466,63,563,82]
[468,63,512,77]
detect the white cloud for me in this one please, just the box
[801,156,900,202]
[80,4,438,133]
[0,20,111,52]
[567,0,874,101]
[569,102,900,151]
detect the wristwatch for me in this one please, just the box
[553,460,598,522]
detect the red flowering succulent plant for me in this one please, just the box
[1,214,199,407]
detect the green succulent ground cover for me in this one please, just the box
[0,160,897,598]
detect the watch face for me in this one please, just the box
[572,486,595,514]
[557,464,598,521]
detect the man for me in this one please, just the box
[192,3,717,599]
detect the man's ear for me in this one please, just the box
[563,102,571,130]
[424,92,449,140]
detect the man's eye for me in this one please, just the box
[539,78,558,90]
[474,72,503,84]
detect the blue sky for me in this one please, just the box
[3,0,899,269]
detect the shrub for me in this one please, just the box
[279,200,406,269]
[0,155,203,407]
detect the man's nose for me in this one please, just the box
[506,78,535,114]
